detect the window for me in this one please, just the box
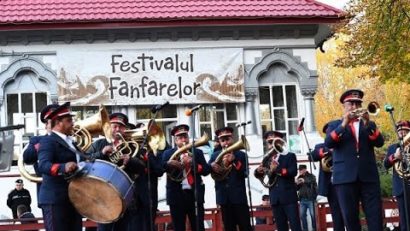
[259,85,300,153]
[198,104,240,141]
[6,92,48,131]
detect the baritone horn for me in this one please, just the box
[254,137,287,188]
[394,132,410,179]
[123,119,166,155]
[211,135,249,181]
[167,133,209,182]
[73,105,112,152]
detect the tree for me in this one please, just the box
[316,36,410,158]
[337,0,410,83]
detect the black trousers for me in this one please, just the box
[327,185,345,231]
[220,203,252,231]
[272,202,301,231]
[335,181,383,231]
[169,190,204,231]
[42,203,82,231]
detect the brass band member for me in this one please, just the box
[162,124,210,231]
[209,127,252,231]
[255,131,301,231]
[38,102,83,231]
[384,120,410,231]
[87,113,146,231]
[325,89,384,231]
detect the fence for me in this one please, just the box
[0,199,400,231]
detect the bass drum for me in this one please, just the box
[68,159,134,223]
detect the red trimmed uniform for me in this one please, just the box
[208,149,252,231]
[38,132,84,231]
[268,152,301,231]
[384,143,410,231]
[162,147,210,231]
[325,119,384,231]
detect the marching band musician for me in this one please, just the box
[38,102,83,231]
[23,103,58,201]
[311,124,344,231]
[87,113,147,231]
[255,131,301,231]
[131,121,166,231]
[384,120,410,231]
[208,126,252,231]
[325,89,384,231]
[162,124,210,231]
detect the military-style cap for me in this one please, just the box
[215,127,234,139]
[396,120,410,131]
[15,179,23,184]
[171,124,189,136]
[322,123,329,133]
[127,123,137,130]
[48,102,75,121]
[339,89,364,103]
[263,130,284,140]
[40,104,60,123]
[109,113,128,126]
[298,164,307,170]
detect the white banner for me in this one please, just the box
[57,48,244,106]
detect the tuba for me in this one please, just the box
[254,137,287,188]
[18,145,42,183]
[167,133,209,182]
[73,105,112,152]
[211,135,249,181]
[394,132,410,179]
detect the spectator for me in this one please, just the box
[17,204,37,231]
[7,179,32,219]
[256,195,273,225]
[296,165,318,231]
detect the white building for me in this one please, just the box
[0,0,343,215]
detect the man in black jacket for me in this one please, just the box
[7,179,32,219]
[296,164,317,231]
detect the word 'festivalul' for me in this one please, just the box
[109,76,201,99]
[111,54,194,74]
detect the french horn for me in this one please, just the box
[211,135,249,181]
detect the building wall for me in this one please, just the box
[0,24,326,211]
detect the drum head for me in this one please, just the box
[69,176,124,223]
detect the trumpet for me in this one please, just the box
[350,101,380,118]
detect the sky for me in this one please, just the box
[316,0,350,10]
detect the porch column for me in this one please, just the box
[244,88,258,135]
[301,88,317,133]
